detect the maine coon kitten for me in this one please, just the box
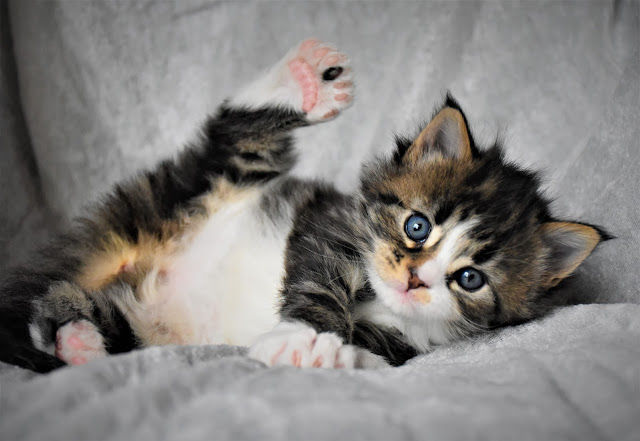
[0,39,607,372]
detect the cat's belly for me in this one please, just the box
[128,187,288,347]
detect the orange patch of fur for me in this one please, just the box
[373,241,408,286]
[74,177,253,294]
[75,232,174,292]
[411,289,431,304]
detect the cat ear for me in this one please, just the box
[540,222,606,288]
[403,102,474,165]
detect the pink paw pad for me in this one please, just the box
[71,356,88,365]
[300,39,320,51]
[291,350,302,367]
[67,334,89,350]
[288,58,318,112]
[270,343,287,366]
[286,38,353,121]
[55,319,108,366]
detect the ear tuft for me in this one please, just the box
[443,92,465,114]
[540,222,605,288]
[403,95,474,165]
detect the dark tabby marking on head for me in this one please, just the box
[358,95,607,329]
[375,192,404,207]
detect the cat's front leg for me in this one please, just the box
[204,38,354,187]
[248,321,389,369]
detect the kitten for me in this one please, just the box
[0,39,607,372]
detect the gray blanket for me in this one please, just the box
[2,304,639,441]
[1,1,639,440]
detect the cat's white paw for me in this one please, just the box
[249,321,356,368]
[55,319,108,365]
[229,38,353,122]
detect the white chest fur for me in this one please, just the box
[354,300,453,353]
[130,187,288,347]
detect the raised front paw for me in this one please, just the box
[248,321,357,368]
[230,38,353,123]
[55,319,108,365]
[287,39,353,121]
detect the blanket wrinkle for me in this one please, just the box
[528,353,609,441]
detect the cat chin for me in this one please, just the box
[359,265,457,353]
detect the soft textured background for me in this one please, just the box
[1,1,638,440]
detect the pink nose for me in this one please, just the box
[407,268,428,290]
[416,259,440,288]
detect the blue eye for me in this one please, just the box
[404,214,431,242]
[456,268,485,291]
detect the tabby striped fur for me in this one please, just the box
[0,41,607,372]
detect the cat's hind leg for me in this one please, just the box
[35,281,136,366]
[229,38,353,122]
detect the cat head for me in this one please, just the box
[358,94,608,336]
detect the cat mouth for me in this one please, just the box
[400,270,431,304]
[393,286,431,305]
[407,287,431,304]
[382,274,432,305]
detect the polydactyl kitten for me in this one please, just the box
[0,39,607,372]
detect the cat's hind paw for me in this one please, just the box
[55,319,108,366]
